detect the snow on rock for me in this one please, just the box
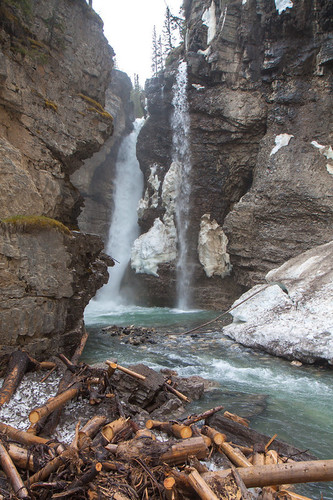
[192,84,205,91]
[202,1,217,45]
[311,140,333,175]
[224,241,333,364]
[198,213,231,278]
[132,162,181,276]
[275,0,294,14]
[270,133,294,156]
[131,218,177,276]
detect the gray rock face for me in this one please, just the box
[71,69,134,243]
[224,241,333,365]
[0,0,114,369]
[134,0,333,308]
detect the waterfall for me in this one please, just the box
[171,61,193,310]
[87,118,144,310]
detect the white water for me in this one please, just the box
[171,61,193,310]
[86,118,144,312]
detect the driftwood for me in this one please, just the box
[187,468,219,500]
[106,436,209,466]
[106,361,146,381]
[0,422,64,453]
[146,419,192,439]
[202,459,333,488]
[0,351,34,408]
[181,405,224,426]
[164,381,191,402]
[7,443,35,471]
[41,331,89,436]
[0,439,29,499]
[207,413,316,461]
[29,386,80,423]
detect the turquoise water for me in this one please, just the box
[83,305,333,498]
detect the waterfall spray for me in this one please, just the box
[171,61,193,310]
[88,118,144,309]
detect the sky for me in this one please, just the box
[92,0,183,86]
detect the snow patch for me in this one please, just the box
[224,241,333,364]
[192,84,205,91]
[275,0,293,14]
[270,133,294,156]
[198,214,231,278]
[311,140,333,175]
[202,1,216,45]
[131,218,177,276]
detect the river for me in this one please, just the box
[83,304,333,498]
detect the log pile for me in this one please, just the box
[0,345,332,499]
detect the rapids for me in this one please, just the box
[83,305,333,498]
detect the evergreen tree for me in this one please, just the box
[162,7,176,54]
[131,73,145,118]
[151,25,159,77]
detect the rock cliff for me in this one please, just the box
[133,0,333,309]
[0,0,115,370]
[71,69,134,243]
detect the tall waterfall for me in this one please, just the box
[172,61,193,310]
[87,118,144,310]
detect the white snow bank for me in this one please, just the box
[224,241,333,364]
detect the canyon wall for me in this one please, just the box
[0,0,115,369]
[71,69,134,244]
[132,0,333,309]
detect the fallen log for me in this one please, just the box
[41,331,89,436]
[164,476,176,500]
[164,381,191,403]
[101,417,131,442]
[207,414,316,461]
[105,361,146,381]
[181,405,224,426]
[0,439,29,499]
[7,443,35,471]
[202,459,333,488]
[0,351,34,408]
[29,386,80,423]
[0,422,65,453]
[224,410,250,427]
[160,437,209,465]
[188,468,220,500]
[190,469,221,500]
[25,447,78,486]
[106,436,209,466]
[146,420,192,439]
[201,425,226,445]
[218,441,253,468]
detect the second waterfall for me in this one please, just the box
[172,61,193,310]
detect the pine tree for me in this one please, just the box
[131,73,145,118]
[162,7,176,54]
[151,26,159,77]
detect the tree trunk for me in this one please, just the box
[29,386,79,423]
[146,420,192,439]
[188,468,220,500]
[202,460,333,488]
[181,405,224,426]
[0,422,65,453]
[0,351,33,408]
[7,443,35,471]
